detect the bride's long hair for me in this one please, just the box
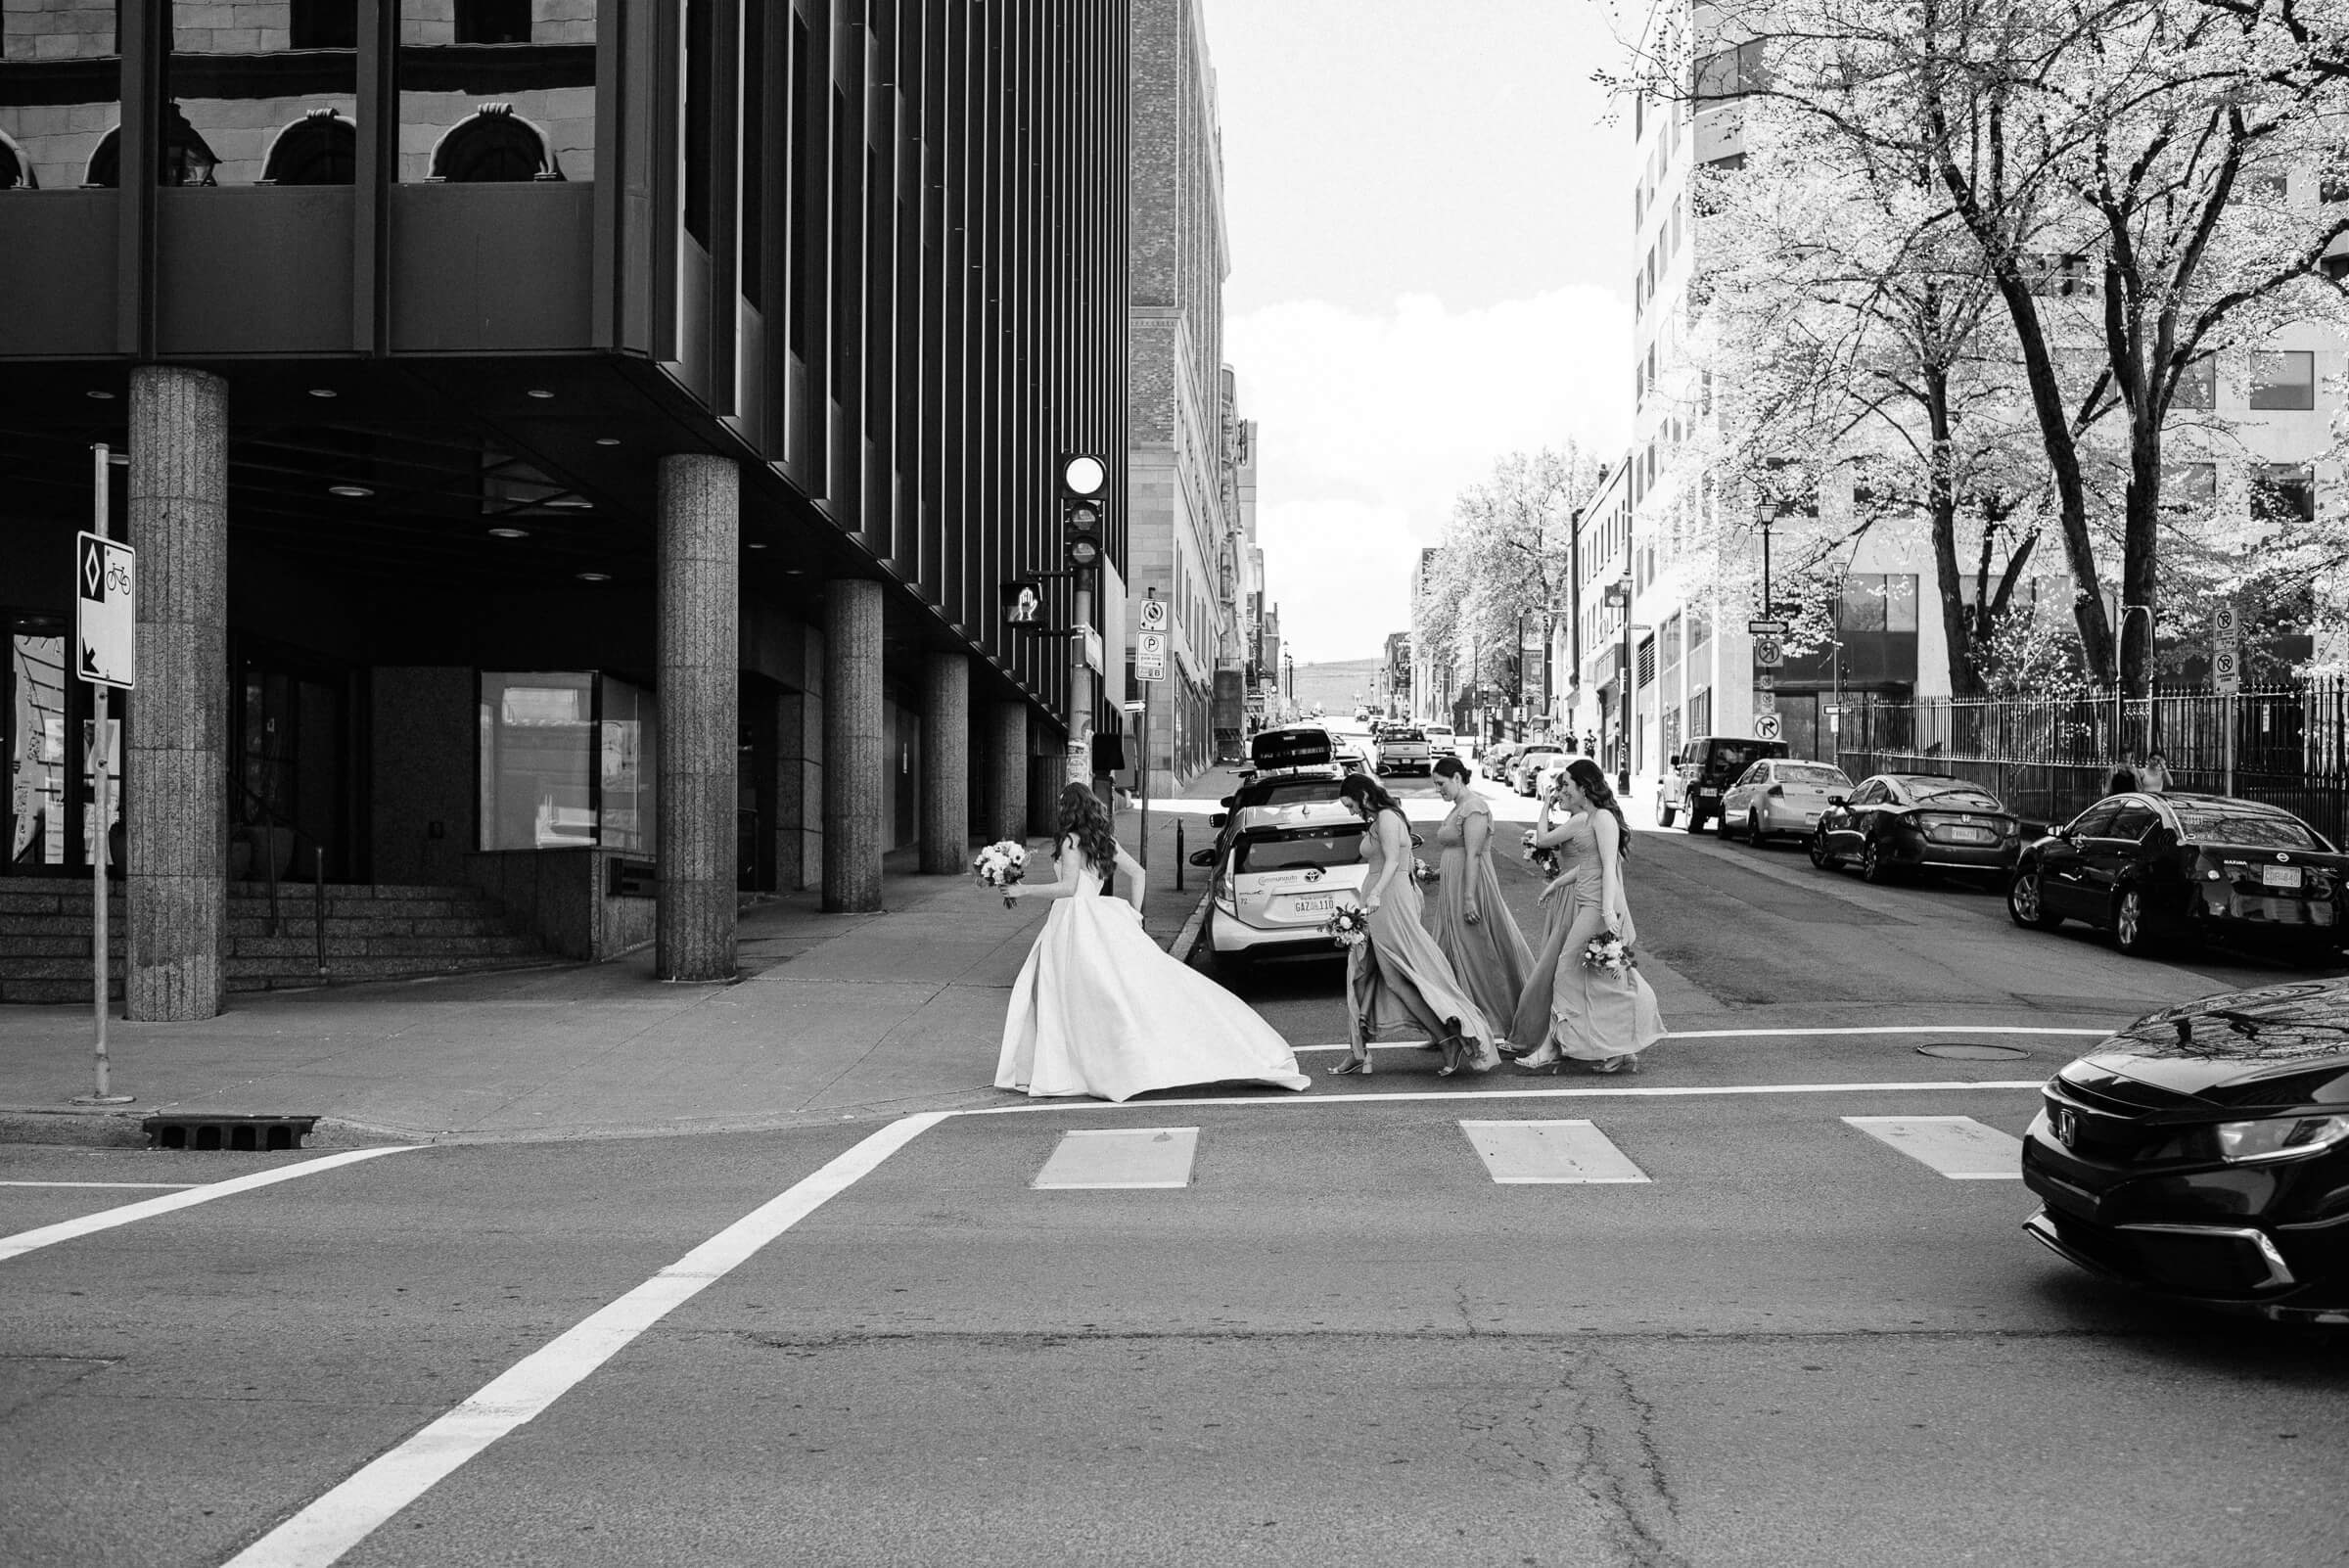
[1055,783,1119,889]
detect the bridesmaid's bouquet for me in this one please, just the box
[972,840,1029,891]
[1582,931,1635,975]
[1324,906,1370,948]
[1523,831,1561,879]
[1409,856,1436,885]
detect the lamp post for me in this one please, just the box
[1753,497,1778,618]
[2114,601,2154,760]
[1607,575,1635,793]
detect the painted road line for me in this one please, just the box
[1461,1120,1649,1184]
[0,1180,199,1189]
[221,1112,946,1568]
[1033,1128,1198,1189]
[966,1080,2050,1116]
[1286,1025,2112,1053]
[1844,1116,2026,1179]
[0,1147,418,1264]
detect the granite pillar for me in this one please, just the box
[985,700,1029,847]
[655,453,739,981]
[125,365,229,1021]
[823,577,885,910]
[919,652,971,873]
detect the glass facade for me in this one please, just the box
[165,0,356,188]
[478,670,654,853]
[8,630,68,867]
[0,0,119,190]
[400,0,595,183]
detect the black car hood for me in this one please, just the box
[2085,981,2349,1109]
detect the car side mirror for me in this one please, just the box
[1209,812,1227,828]
[1669,753,1682,767]
[1827,794,1847,806]
[1220,796,1234,807]
[2051,824,2073,841]
[1187,849,1217,867]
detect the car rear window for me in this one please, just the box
[1777,764,1850,787]
[2172,807,2324,849]
[1235,779,1344,811]
[1905,781,2004,810]
[1704,742,1782,773]
[1233,827,1365,874]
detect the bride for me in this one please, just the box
[994,783,1313,1102]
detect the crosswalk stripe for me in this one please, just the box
[1459,1120,1651,1184]
[1032,1128,1198,1189]
[1843,1116,2024,1179]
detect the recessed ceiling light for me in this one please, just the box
[525,388,554,399]
[747,540,767,550]
[594,437,622,446]
[307,388,338,398]
[547,496,593,509]
[576,571,611,582]
[488,526,530,538]
[783,568,806,576]
[85,390,115,400]
[328,484,374,498]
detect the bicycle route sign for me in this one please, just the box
[75,530,136,690]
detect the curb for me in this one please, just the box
[0,1105,421,1150]
[1168,887,1213,965]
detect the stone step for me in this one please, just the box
[229,934,542,960]
[223,952,557,991]
[227,882,489,903]
[0,977,124,1004]
[230,896,506,922]
[224,914,514,940]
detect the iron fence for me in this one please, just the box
[1832,678,2349,843]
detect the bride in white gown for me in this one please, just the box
[995,784,1313,1102]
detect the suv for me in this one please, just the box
[1377,728,1434,775]
[1659,735,1791,832]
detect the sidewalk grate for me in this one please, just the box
[142,1114,319,1152]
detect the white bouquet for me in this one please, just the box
[1582,931,1635,975]
[1409,856,1436,885]
[1323,906,1370,948]
[972,840,1029,891]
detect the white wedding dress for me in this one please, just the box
[995,844,1313,1102]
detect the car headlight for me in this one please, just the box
[2212,1114,2349,1164]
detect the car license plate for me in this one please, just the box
[2262,864,2303,890]
[1291,893,1333,913]
[1951,826,1995,844]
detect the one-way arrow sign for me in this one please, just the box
[76,531,135,690]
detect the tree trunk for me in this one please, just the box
[1922,357,1978,696]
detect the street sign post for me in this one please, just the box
[2213,605,2240,794]
[75,447,134,1105]
[1134,629,1168,682]
[1753,635,1783,669]
[1138,597,1170,632]
[1746,618,1787,637]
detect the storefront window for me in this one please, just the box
[0,0,119,191]
[478,671,656,853]
[400,0,596,182]
[9,632,68,868]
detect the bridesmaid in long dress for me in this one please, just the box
[1507,774,1580,1054]
[1427,756,1533,1047]
[1516,760,1665,1074]
[1331,772,1501,1077]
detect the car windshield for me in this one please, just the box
[2173,807,2324,849]
[1233,826,1365,874]
[1524,745,1560,756]
[1902,780,2004,810]
[1777,764,1850,787]
[1234,778,1344,811]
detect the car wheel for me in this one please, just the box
[2006,868,2063,930]
[1715,807,1734,840]
[1809,828,1840,870]
[1747,810,1768,847]
[1657,797,1677,828]
[1859,836,1897,884]
[2112,888,2160,956]
[1684,807,1708,834]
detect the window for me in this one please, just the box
[2171,807,2320,848]
[1694,39,1765,104]
[291,0,358,50]
[2070,800,2124,837]
[2254,463,2316,527]
[455,0,532,45]
[2107,804,2161,842]
[2229,171,2289,207]
[402,1,595,184]
[1840,574,1918,632]
[479,672,658,853]
[1687,687,1712,738]
[2161,462,2218,513]
[2171,354,2216,410]
[2251,349,2316,410]
[260,110,355,186]
[428,106,561,182]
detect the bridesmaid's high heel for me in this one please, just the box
[1433,1020,1469,1076]
[1513,1043,1564,1073]
[1329,1050,1372,1076]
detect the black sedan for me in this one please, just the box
[2006,792,2349,963]
[1807,772,2023,883]
[2022,979,2349,1323]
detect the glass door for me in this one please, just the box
[6,615,116,876]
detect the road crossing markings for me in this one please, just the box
[220,1111,946,1568]
[0,1179,198,1189]
[965,1079,2049,1116]
[1033,1127,1198,1188]
[1843,1116,2025,1179]
[1287,1025,2112,1054]
[1460,1120,1650,1184]
[0,1146,418,1264]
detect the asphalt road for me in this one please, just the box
[6,775,2346,1567]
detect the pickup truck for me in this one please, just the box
[1375,728,1434,775]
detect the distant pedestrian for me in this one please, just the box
[2138,752,2174,793]
[2106,761,2138,796]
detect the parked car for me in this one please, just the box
[1423,723,1462,759]
[1200,763,1348,869]
[1720,759,1854,845]
[1508,742,1566,796]
[1378,728,1435,776]
[1809,772,2022,882]
[1532,752,1576,803]
[2021,978,2349,1322]
[1195,799,1370,973]
[1658,735,1790,831]
[1323,721,1381,773]
[2006,792,2349,963]
[1481,741,1523,783]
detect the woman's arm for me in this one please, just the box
[1006,838,1085,904]
[1460,807,1489,923]
[1592,812,1627,930]
[1113,846,1146,914]
[1362,810,1408,910]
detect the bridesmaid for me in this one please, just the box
[1506,772,1580,1055]
[1517,759,1665,1074]
[1428,756,1533,1047]
[1332,772,1501,1078]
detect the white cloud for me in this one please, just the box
[1231,287,1634,663]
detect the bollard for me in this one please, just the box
[314,847,327,976]
[1175,820,1185,892]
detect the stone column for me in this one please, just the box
[823,578,885,910]
[655,454,739,982]
[985,700,1029,846]
[919,652,971,873]
[126,365,230,1021]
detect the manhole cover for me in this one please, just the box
[1915,1042,2031,1061]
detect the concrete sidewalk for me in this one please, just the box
[0,764,1250,1148]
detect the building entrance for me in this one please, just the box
[233,645,355,885]
[5,615,118,876]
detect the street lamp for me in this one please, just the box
[2114,601,2155,758]
[1752,496,1779,617]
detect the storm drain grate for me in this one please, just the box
[1914,1043,2032,1061]
[142,1115,319,1152]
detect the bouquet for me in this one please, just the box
[1409,856,1436,885]
[1323,905,1370,948]
[1523,832,1561,879]
[1582,931,1635,975]
[972,840,1029,892]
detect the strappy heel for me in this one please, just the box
[1329,1050,1372,1076]
[1433,1019,1469,1077]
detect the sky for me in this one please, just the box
[1200,0,1640,664]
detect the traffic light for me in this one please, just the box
[1059,452,1108,569]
